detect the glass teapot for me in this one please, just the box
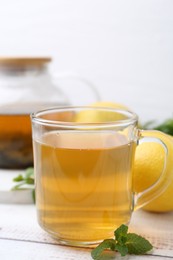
[0,57,99,169]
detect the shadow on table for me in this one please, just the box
[93,251,130,260]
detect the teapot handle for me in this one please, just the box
[52,72,101,104]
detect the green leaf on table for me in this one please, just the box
[25,177,34,185]
[13,174,24,182]
[11,167,35,203]
[91,224,153,259]
[12,182,25,190]
[12,167,35,190]
[114,224,128,244]
[154,119,173,135]
[114,243,128,256]
[32,189,36,203]
[91,239,116,260]
[25,167,34,178]
[126,233,153,255]
[143,118,173,136]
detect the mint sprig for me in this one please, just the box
[12,167,35,202]
[91,239,116,259]
[91,224,153,259]
[126,233,152,255]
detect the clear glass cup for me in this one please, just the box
[31,106,172,247]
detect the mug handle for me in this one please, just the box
[53,72,101,103]
[134,129,173,210]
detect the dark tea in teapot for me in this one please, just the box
[0,113,32,169]
[0,57,69,169]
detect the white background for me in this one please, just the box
[0,0,173,122]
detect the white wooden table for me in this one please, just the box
[0,203,173,260]
[0,170,173,259]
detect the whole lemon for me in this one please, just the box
[133,131,173,212]
[91,101,129,110]
[75,101,130,123]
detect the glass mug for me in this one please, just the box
[31,107,172,246]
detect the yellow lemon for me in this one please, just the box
[75,101,130,123]
[133,132,173,212]
[91,101,129,110]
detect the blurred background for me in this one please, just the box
[0,0,173,121]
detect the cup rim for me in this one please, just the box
[31,106,138,128]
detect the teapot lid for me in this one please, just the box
[0,57,52,67]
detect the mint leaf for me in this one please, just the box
[25,178,34,184]
[25,167,34,178]
[32,189,35,203]
[12,167,35,199]
[91,239,116,260]
[91,225,153,259]
[13,175,24,182]
[12,182,25,190]
[115,244,128,256]
[114,224,128,245]
[126,233,153,255]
